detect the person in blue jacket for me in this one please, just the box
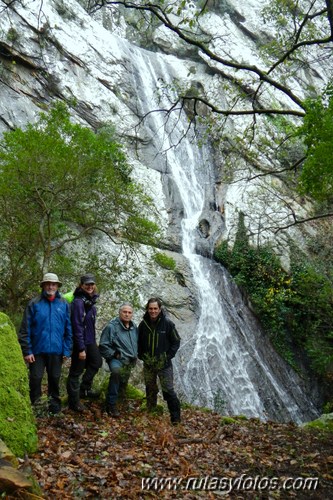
[18,272,72,415]
[66,273,102,412]
[99,303,138,417]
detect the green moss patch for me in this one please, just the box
[126,384,145,400]
[302,413,333,432]
[220,416,237,425]
[0,312,38,456]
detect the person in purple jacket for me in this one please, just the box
[66,273,102,412]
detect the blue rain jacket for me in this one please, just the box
[19,291,72,357]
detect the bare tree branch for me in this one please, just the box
[181,96,306,117]
[237,157,306,183]
[88,3,333,211]
[89,0,333,114]
[275,211,333,232]
[0,0,18,12]
[325,0,333,36]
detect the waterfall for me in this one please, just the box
[129,47,319,424]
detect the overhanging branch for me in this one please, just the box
[88,0,333,113]
[275,211,333,233]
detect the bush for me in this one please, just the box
[214,214,333,377]
[153,252,176,270]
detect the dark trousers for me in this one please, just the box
[107,359,134,406]
[67,343,102,406]
[143,363,181,423]
[29,353,63,413]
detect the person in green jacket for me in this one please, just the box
[99,303,138,417]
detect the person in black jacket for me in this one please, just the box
[138,297,181,424]
[66,273,102,412]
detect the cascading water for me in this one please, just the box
[129,47,319,423]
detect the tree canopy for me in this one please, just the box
[297,82,333,201]
[0,102,159,314]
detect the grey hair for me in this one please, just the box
[119,302,133,313]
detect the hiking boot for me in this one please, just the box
[106,404,120,418]
[80,389,100,399]
[49,401,62,415]
[171,418,181,426]
[48,407,62,416]
[69,402,87,413]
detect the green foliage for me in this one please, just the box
[140,353,167,370]
[220,416,237,425]
[6,27,19,43]
[0,312,38,456]
[0,102,159,313]
[322,401,333,414]
[215,214,295,364]
[297,82,333,202]
[212,388,226,414]
[153,252,176,270]
[125,384,145,400]
[54,0,76,20]
[302,413,333,432]
[214,214,333,377]
[288,247,333,376]
[261,0,328,60]
[140,401,164,415]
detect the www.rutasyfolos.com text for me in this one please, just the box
[141,474,319,493]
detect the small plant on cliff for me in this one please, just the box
[153,252,176,270]
[6,27,20,43]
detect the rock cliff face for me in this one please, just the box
[0,0,327,421]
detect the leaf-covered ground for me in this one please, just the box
[23,399,333,499]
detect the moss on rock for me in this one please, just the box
[0,312,38,456]
[302,413,333,432]
[220,416,238,425]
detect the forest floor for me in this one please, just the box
[19,398,333,499]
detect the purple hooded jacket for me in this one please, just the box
[71,287,99,352]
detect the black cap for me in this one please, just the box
[80,273,96,285]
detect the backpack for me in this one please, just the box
[63,290,95,325]
[62,291,74,303]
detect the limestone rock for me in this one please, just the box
[0,460,33,494]
[0,439,18,468]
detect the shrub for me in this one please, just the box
[214,213,333,377]
[153,252,176,270]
